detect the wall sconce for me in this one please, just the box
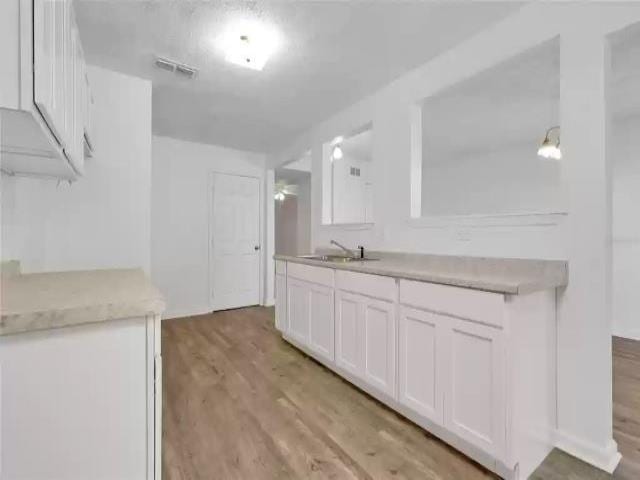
[538,126,562,160]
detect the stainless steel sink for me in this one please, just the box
[300,255,378,263]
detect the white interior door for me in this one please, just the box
[210,173,261,311]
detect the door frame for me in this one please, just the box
[208,171,264,312]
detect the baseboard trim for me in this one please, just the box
[162,306,212,320]
[555,430,621,473]
[263,297,275,307]
[612,327,640,341]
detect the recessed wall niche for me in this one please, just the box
[416,38,563,217]
[322,123,374,225]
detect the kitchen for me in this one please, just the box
[2,1,640,479]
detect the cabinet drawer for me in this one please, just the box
[399,280,504,328]
[275,260,286,275]
[335,270,396,302]
[287,262,334,287]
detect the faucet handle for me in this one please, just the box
[357,245,365,259]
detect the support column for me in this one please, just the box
[557,27,618,472]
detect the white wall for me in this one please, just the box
[422,143,563,216]
[612,115,640,340]
[296,175,312,253]
[268,3,640,473]
[1,66,151,273]
[151,135,265,319]
[275,195,298,255]
[332,154,372,224]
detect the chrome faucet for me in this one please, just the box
[330,240,365,259]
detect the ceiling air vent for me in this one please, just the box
[175,63,197,79]
[154,56,198,79]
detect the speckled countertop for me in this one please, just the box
[275,251,568,295]
[0,268,166,336]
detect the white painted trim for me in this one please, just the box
[162,306,212,321]
[407,212,568,229]
[409,105,423,219]
[612,327,640,341]
[319,222,374,231]
[555,430,621,474]
[263,297,275,307]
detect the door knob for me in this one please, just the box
[254,245,260,251]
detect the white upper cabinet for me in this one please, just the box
[1,0,92,179]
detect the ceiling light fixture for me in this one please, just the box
[332,144,343,161]
[538,126,562,160]
[218,19,281,71]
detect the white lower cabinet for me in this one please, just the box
[275,273,287,332]
[362,296,396,397]
[335,290,363,376]
[444,317,505,459]
[287,277,310,344]
[0,315,161,480]
[334,272,396,398]
[285,263,335,363]
[308,283,334,361]
[280,261,556,479]
[398,306,444,426]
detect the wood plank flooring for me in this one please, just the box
[162,307,640,480]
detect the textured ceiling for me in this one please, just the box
[75,0,523,153]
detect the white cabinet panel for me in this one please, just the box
[33,0,59,140]
[400,279,504,328]
[335,288,396,397]
[444,318,506,458]
[363,298,396,397]
[399,306,444,425]
[335,290,362,376]
[287,278,310,344]
[275,274,287,332]
[2,0,91,178]
[308,284,334,361]
[0,319,152,479]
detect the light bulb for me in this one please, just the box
[538,126,562,160]
[332,145,343,161]
[537,142,562,160]
[274,191,285,201]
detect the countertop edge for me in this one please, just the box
[274,254,567,295]
[0,299,166,337]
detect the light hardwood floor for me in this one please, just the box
[162,307,640,480]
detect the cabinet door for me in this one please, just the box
[33,0,63,143]
[0,319,149,479]
[63,0,74,151]
[335,290,363,377]
[275,274,287,332]
[362,297,396,397]
[287,277,310,345]
[71,25,85,173]
[443,318,506,458]
[398,306,444,425]
[308,283,334,362]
